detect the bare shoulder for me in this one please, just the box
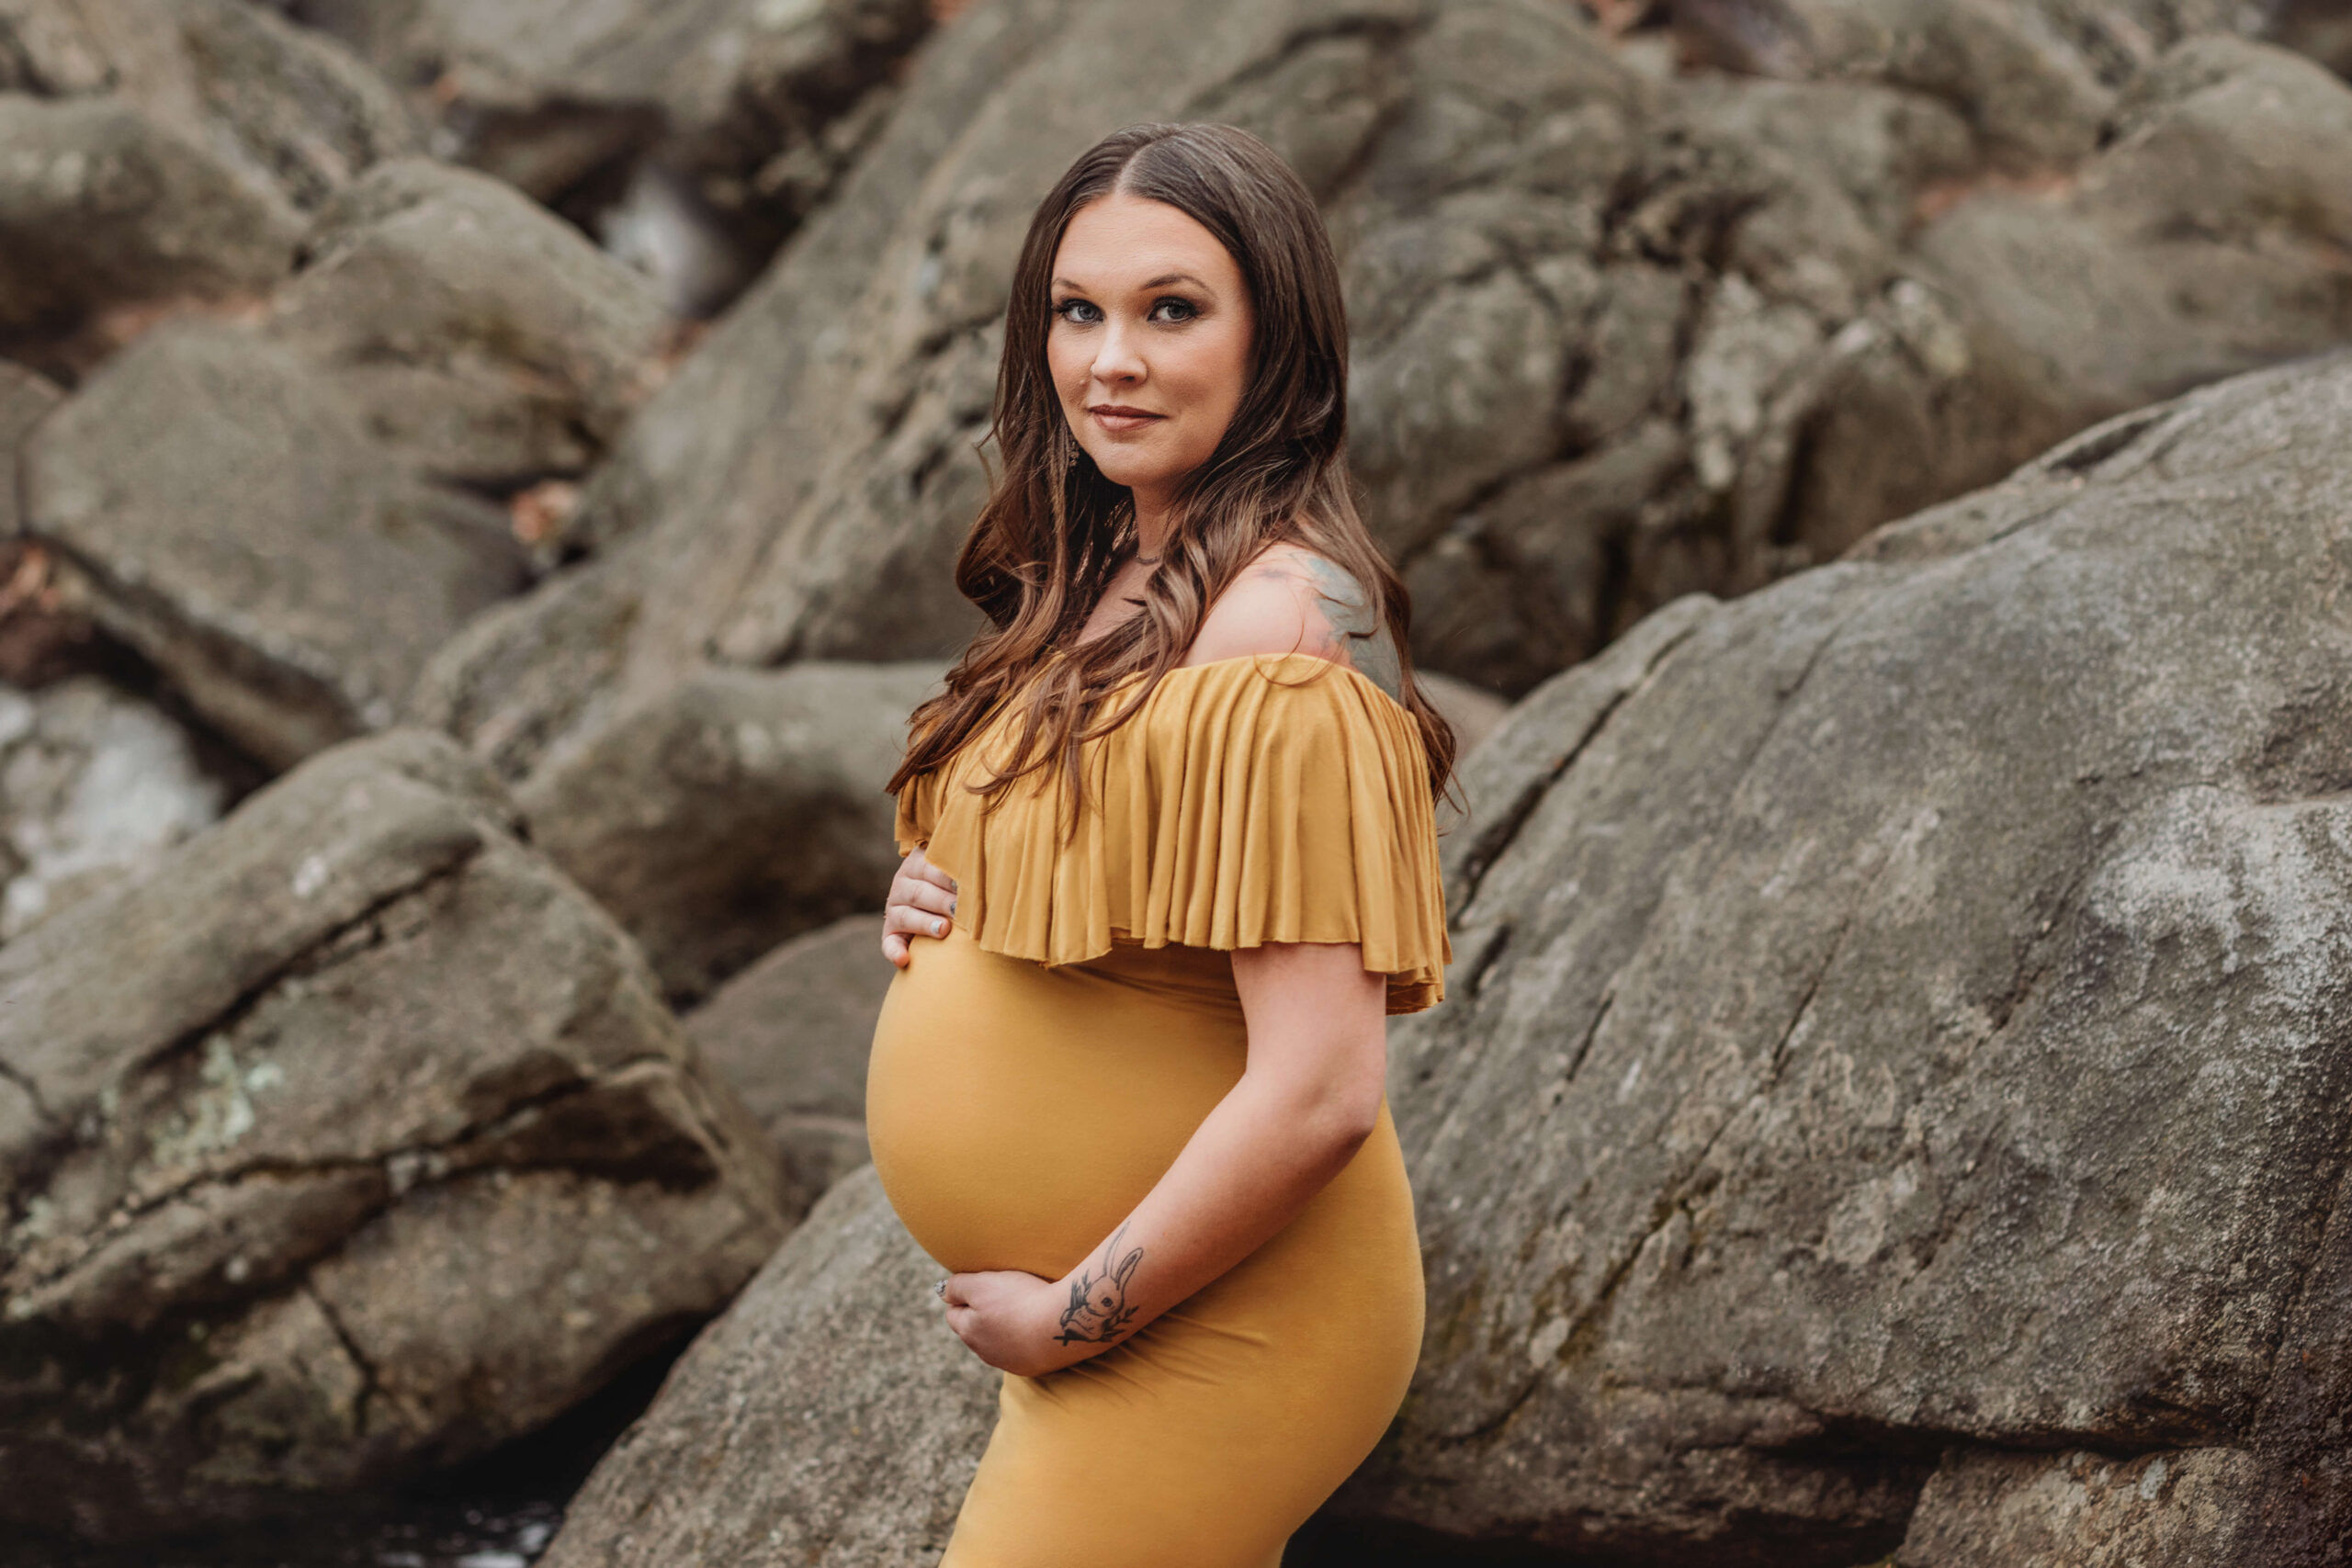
[1183,543,1405,703]
[1182,547,1324,663]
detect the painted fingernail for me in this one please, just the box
[932,918,945,936]
[948,896,958,916]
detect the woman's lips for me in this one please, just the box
[1089,405,1164,434]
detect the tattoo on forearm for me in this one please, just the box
[1056,1224,1144,1345]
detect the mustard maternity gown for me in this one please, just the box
[867,649,1453,1567]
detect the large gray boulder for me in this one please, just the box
[266,157,674,488]
[0,728,791,1541]
[1335,349,2352,1562]
[21,321,530,770]
[284,0,932,315]
[684,913,893,1201]
[537,1166,1000,1568]
[515,660,944,1003]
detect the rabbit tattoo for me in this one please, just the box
[1057,1226,1144,1345]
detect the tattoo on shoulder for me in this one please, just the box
[1056,1224,1144,1346]
[1289,553,1405,705]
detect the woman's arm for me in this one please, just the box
[942,938,1387,1376]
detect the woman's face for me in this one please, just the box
[1046,190,1255,505]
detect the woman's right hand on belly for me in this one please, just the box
[881,844,958,967]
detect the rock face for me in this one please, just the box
[20,321,531,770]
[1418,669,1511,761]
[0,0,422,210]
[1336,349,2352,1562]
[0,95,302,340]
[266,158,674,488]
[2268,0,2352,76]
[1897,1447,2263,1567]
[284,0,933,315]
[0,0,421,357]
[1835,33,2352,531]
[684,914,892,1201]
[11,150,673,776]
[0,728,791,1541]
[537,1166,1001,1568]
[1410,19,2352,695]
[1764,0,2268,155]
[418,0,2352,788]
[0,675,227,940]
[514,660,944,1002]
[0,365,61,538]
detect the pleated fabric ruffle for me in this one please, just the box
[893,651,1453,1014]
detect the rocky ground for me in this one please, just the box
[2,0,2347,1562]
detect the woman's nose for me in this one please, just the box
[1091,320,1145,384]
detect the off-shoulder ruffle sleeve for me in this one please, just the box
[892,651,1452,1014]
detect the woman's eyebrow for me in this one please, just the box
[1048,272,1214,293]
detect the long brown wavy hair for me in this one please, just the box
[883,121,1458,836]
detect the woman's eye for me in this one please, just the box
[1052,298,1195,325]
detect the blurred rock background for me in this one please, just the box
[2,0,2348,1563]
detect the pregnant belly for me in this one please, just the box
[865,923,1249,1278]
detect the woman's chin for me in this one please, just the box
[1089,456,1178,493]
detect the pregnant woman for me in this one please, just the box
[867,121,1456,1566]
